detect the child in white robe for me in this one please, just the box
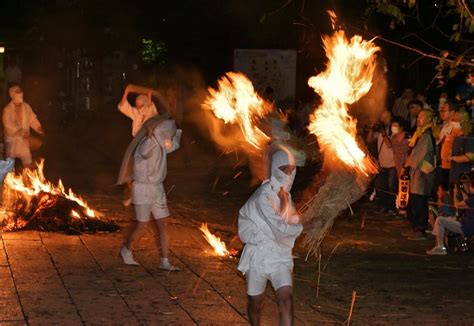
[238,149,303,325]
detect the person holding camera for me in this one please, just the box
[367,110,398,215]
[426,171,474,255]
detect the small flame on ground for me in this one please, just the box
[199,223,228,256]
[307,20,379,175]
[202,72,271,150]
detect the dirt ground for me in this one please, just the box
[2,115,474,325]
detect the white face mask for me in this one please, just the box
[269,150,296,192]
[391,126,400,134]
[439,98,447,104]
[270,168,296,192]
[9,86,23,105]
[12,93,23,105]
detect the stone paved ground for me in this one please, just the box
[3,190,474,325]
[0,192,336,326]
[2,133,474,325]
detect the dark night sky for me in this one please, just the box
[0,0,466,99]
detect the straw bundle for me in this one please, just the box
[301,162,374,257]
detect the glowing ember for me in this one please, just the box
[70,210,81,219]
[307,20,379,175]
[202,72,271,149]
[199,223,229,256]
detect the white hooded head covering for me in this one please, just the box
[153,119,177,151]
[135,94,148,109]
[271,118,291,141]
[270,149,296,192]
[9,86,23,105]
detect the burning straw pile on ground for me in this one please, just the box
[0,160,118,234]
[302,21,379,256]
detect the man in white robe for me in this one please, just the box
[118,84,159,137]
[120,118,182,271]
[118,84,160,206]
[238,149,304,326]
[2,86,44,168]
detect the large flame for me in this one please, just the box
[202,72,271,150]
[2,159,99,220]
[307,28,379,174]
[199,223,229,256]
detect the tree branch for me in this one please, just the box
[400,33,445,54]
[266,0,293,16]
[346,23,474,67]
[460,0,474,19]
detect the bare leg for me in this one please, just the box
[248,294,265,326]
[125,221,148,250]
[122,181,133,206]
[276,286,294,326]
[155,218,170,258]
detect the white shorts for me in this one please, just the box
[132,182,170,222]
[134,202,170,222]
[245,265,293,296]
[133,183,170,222]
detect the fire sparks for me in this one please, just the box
[307,27,379,175]
[199,223,229,256]
[202,72,271,150]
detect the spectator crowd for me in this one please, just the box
[365,73,474,255]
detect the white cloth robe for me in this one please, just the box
[2,101,42,159]
[118,99,158,136]
[132,120,181,205]
[237,181,303,276]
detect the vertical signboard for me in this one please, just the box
[234,49,296,105]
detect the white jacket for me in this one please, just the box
[237,181,303,275]
[132,120,181,205]
[133,120,181,185]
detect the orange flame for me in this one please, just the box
[199,223,229,256]
[70,210,81,219]
[2,159,99,218]
[202,72,271,150]
[308,28,379,175]
[327,10,338,30]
